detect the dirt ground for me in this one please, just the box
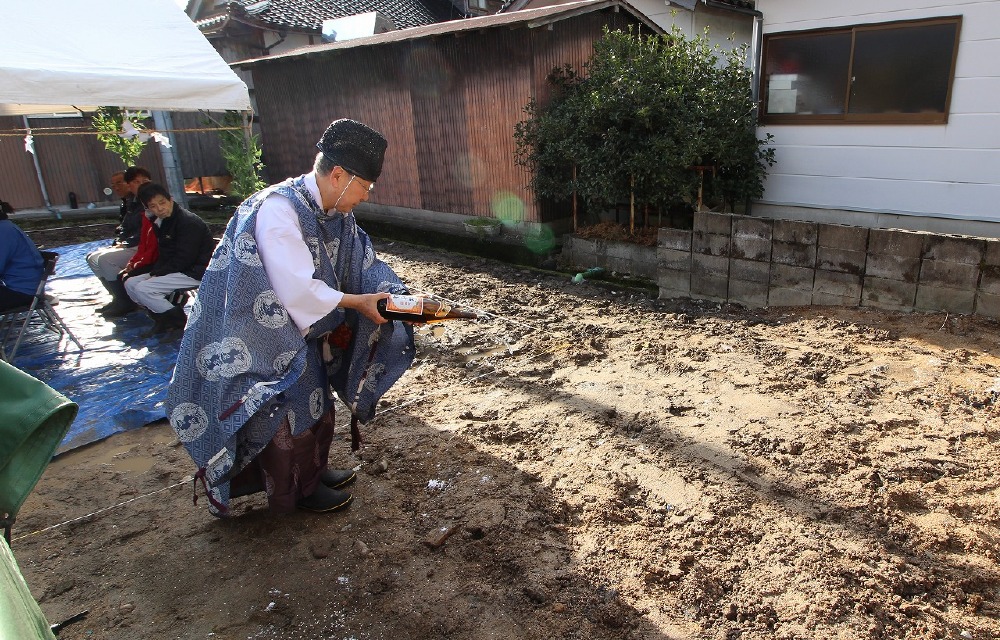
[10,232,1000,640]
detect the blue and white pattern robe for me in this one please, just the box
[166,175,414,516]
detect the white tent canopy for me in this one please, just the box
[0,0,250,116]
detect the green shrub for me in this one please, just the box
[218,111,266,200]
[514,26,775,223]
[92,107,146,168]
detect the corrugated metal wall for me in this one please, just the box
[171,111,228,179]
[0,115,166,210]
[251,6,646,223]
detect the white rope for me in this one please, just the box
[12,477,192,542]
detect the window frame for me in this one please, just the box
[759,16,962,126]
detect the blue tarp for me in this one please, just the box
[9,240,181,454]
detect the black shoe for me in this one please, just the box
[141,306,187,338]
[296,484,353,513]
[100,297,139,317]
[95,279,116,313]
[99,279,138,317]
[320,468,357,490]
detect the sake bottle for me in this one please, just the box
[377,294,478,323]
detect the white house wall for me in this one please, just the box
[629,0,754,53]
[755,0,1000,235]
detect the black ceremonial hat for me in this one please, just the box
[315,119,387,182]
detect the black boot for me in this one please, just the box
[164,304,188,330]
[100,279,138,318]
[142,305,187,338]
[95,278,116,313]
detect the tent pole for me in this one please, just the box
[241,111,252,156]
[22,116,59,219]
[151,111,188,208]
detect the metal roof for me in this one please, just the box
[236,0,661,66]
[499,0,756,14]
[197,0,460,35]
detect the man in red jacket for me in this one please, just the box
[101,166,154,317]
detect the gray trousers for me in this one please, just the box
[86,246,137,281]
[124,272,200,313]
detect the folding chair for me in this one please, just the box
[0,251,83,362]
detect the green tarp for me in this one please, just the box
[0,359,77,640]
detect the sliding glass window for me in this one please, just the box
[761,17,961,124]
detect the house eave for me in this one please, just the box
[234,0,664,68]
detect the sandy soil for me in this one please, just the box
[10,236,1000,640]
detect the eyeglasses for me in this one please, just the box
[349,173,375,192]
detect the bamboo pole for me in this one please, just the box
[572,164,578,232]
[629,174,635,235]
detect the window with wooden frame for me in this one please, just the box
[760,16,962,125]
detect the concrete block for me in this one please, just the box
[729,280,769,308]
[732,216,772,241]
[869,229,924,259]
[865,253,920,283]
[566,238,601,268]
[978,267,1000,296]
[770,263,814,289]
[657,269,690,294]
[773,219,817,245]
[570,237,603,258]
[692,253,729,279]
[772,240,816,268]
[658,228,692,251]
[862,276,916,310]
[632,258,657,280]
[975,291,1000,319]
[812,292,860,307]
[922,236,985,264]
[731,235,771,262]
[814,270,862,303]
[818,223,869,251]
[767,287,813,307]
[693,211,732,235]
[606,241,633,260]
[984,240,1000,267]
[659,286,691,300]
[914,285,975,314]
[693,231,730,257]
[918,259,980,289]
[730,258,770,284]
[691,273,729,301]
[657,247,692,272]
[607,257,633,276]
[816,247,867,275]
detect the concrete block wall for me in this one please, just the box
[562,236,659,282]
[560,211,1000,319]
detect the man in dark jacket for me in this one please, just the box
[86,167,151,316]
[125,183,214,334]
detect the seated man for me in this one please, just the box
[85,168,146,315]
[0,208,44,313]
[124,184,214,335]
[112,202,160,318]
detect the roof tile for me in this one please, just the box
[231,0,460,31]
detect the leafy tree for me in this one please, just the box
[218,111,266,199]
[92,107,146,167]
[515,26,775,229]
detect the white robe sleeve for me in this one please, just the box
[255,194,344,335]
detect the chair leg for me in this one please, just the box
[5,304,39,362]
[46,306,83,351]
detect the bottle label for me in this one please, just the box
[385,295,424,315]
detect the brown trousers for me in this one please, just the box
[229,406,336,513]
